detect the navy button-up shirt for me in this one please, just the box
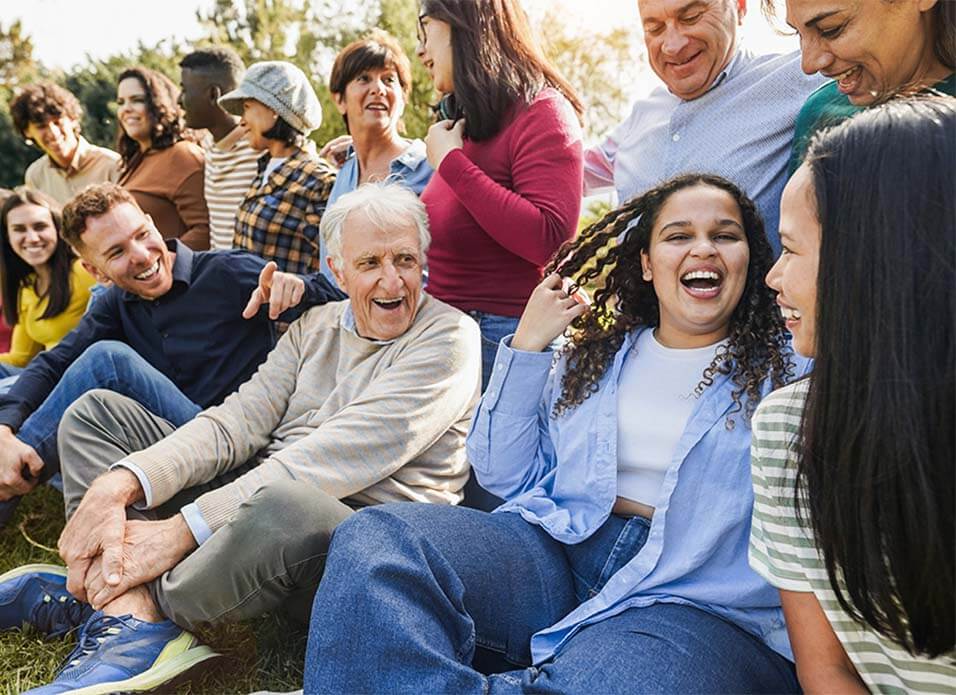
[0,240,345,433]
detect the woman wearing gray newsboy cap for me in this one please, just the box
[220,61,335,275]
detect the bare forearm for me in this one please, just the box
[798,664,869,694]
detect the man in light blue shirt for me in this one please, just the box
[584,0,823,251]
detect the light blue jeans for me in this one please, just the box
[304,503,799,694]
[0,341,201,524]
[0,363,24,396]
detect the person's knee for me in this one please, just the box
[72,341,141,382]
[57,388,119,444]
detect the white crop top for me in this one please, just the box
[616,329,726,507]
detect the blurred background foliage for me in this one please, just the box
[0,0,640,188]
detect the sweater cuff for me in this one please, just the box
[483,336,553,417]
[122,451,186,508]
[194,484,242,535]
[180,503,214,545]
[110,460,153,509]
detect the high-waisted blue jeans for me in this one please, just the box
[303,503,799,694]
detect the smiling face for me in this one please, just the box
[240,99,278,150]
[641,184,750,347]
[639,0,744,100]
[25,116,80,169]
[77,202,175,300]
[785,0,945,106]
[116,77,153,149]
[766,164,820,357]
[333,66,405,136]
[417,15,455,94]
[329,210,423,341]
[5,203,59,270]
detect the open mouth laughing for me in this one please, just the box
[134,259,161,281]
[372,296,404,311]
[679,268,723,299]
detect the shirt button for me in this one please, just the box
[672,133,681,142]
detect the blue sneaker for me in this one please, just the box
[27,611,219,694]
[0,564,92,638]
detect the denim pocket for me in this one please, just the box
[566,515,651,603]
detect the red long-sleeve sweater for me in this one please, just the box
[422,88,583,317]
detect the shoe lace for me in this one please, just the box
[62,614,137,669]
[33,588,90,636]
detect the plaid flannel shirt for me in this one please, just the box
[233,148,336,275]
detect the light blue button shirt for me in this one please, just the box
[320,139,433,284]
[467,329,811,665]
[583,48,824,253]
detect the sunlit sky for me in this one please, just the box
[6,0,796,71]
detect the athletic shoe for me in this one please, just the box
[0,564,92,638]
[26,610,219,694]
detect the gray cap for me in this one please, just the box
[218,61,323,135]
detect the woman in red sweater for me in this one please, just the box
[417,0,585,392]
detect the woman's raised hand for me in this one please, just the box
[425,119,464,169]
[512,273,589,352]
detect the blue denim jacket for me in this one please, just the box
[467,327,809,665]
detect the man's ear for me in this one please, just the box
[328,255,346,289]
[80,258,112,286]
[209,84,222,106]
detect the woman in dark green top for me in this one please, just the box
[766,0,955,172]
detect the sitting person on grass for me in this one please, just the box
[302,174,809,694]
[0,181,481,695]
[0,182,344,527]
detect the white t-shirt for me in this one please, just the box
[616,329,725,507]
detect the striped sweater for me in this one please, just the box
[123,293,481,532]
[749,380,956,694]
[202,128,260,250]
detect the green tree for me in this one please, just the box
[0,20,43,188]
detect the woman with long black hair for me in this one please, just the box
[303,174,808,693]
[416,0,585,390]
[750,96,955,693]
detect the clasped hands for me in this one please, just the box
[57,469,197,610]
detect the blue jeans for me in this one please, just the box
[15,340,202,477]
[304,504,798,694]
[0,363,24,396]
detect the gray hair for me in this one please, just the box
[321,181,431,271]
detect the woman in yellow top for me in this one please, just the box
[0,187,95,390]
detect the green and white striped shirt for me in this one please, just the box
[749,380,956,694]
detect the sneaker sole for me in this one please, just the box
[62,641,220,695]
[0,563,68,584]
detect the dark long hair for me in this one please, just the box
[0,187,76,327]
[420,0,584,141]
[797,96,955,657]
[546,174,792,420]
[115,66,188,171]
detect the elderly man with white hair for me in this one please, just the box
[0,182,481,695]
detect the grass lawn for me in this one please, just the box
[1,485,306,694]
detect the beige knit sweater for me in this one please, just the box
[124,293,481,532]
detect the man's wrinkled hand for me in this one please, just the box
[0,426,44,501]
[243,261,306,320]
[84,515,197,609]
[58,468,142,602]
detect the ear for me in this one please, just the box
[640,249,653,282]
[917,0,938,12]
[209,84,222,105]
[80,258,111,286]
[332,92,348,116]
[328,255,347,289]
[737,0,747,23]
